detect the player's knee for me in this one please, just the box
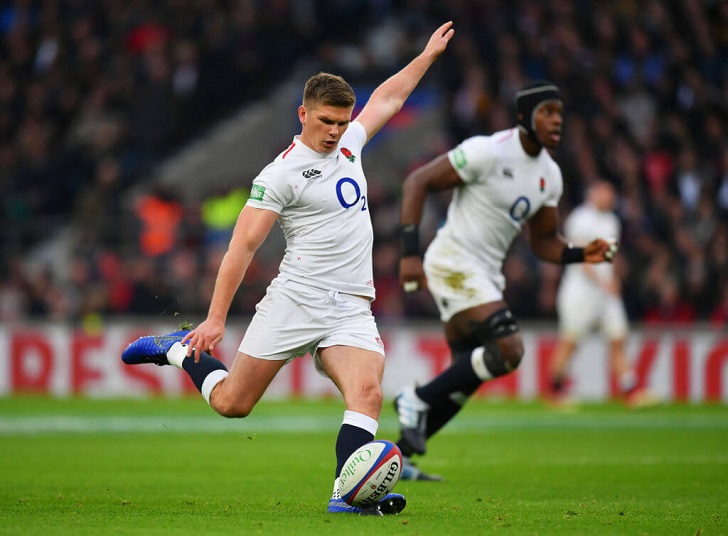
[471,308,523,377]
[498,334,524,371]
[474,334,523,379]
[362,381,384,410]
[346,380,383,415]
[217,401,253,418]
[210,390,254,418]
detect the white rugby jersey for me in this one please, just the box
[245,121,376,299]
[561,201,620,286]
[438,128,563,273]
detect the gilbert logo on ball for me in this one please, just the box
[339,440,402,507]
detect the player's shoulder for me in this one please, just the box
[346,120,366,138]
[491,127,519,144]
[569,203,617,227]
[451,129,514,163]
[567,203,591,221]
[461,128,516,148]
[259,157,287,179]
[255,148,301,187]
[341,120,367,150]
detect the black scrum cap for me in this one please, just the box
[516,81,562,145]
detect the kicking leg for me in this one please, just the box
[122,329,285,417]
[122,329,230,402]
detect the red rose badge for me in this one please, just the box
[340,147,356,163]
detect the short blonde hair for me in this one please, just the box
[303,72,356,109]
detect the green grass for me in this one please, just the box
[0,397,727,535]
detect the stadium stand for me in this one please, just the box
[1,1,726,328]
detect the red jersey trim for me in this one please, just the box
[496,129,516,144]
[282,142,296,159]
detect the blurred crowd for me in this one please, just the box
[1,0,727,329]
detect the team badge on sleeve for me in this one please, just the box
[250,184,266,201]
[452,148,467,169]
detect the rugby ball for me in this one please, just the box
[339,440,403,507]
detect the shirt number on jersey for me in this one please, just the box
[509,196,531,221]
[336,177,367,211]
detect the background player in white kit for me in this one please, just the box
[549,180,658,407]
[121,22,454,515]
[394,81,617,481]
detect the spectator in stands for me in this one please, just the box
[0,1,726,324]
[133,186,183,259]
[70,155,125,252]
[201,187,249,247]
[643,278,697,325]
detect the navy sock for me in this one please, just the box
[411,350,484,444]
[181,352,228,393]
[335,424,374,478]
[416,354,482,404]
[424,383,480,438]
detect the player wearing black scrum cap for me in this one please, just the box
[394,81,618,480]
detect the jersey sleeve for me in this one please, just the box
[345,121,367,151]
[447,136,494,184]
[542,161,563,208]
[245,164,290,214]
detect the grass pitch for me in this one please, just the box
[0,397,726,535]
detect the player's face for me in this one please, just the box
[298,103,353,154]
[592,182,615,211]
[533,100,564,149]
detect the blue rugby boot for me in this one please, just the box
[122,330,190,366]
[327,493,406,516]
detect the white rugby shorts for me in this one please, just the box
[423,238,505,322]
[556,278,628,340]
[239,277,385,375]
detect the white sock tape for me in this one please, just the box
[471,347,494,381]
[201,369,229,404]
[166,342,187,369]
[342,410,379,436]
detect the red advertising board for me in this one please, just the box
[1,323,726,402]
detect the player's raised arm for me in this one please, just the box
[355,21,454,142]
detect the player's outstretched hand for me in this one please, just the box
[422,21,455,60]
[584,238,619,263]
[400,256,428,293]
[182,319,225,362]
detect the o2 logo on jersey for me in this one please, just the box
[509,196,531,221]
[336,177,367,211]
